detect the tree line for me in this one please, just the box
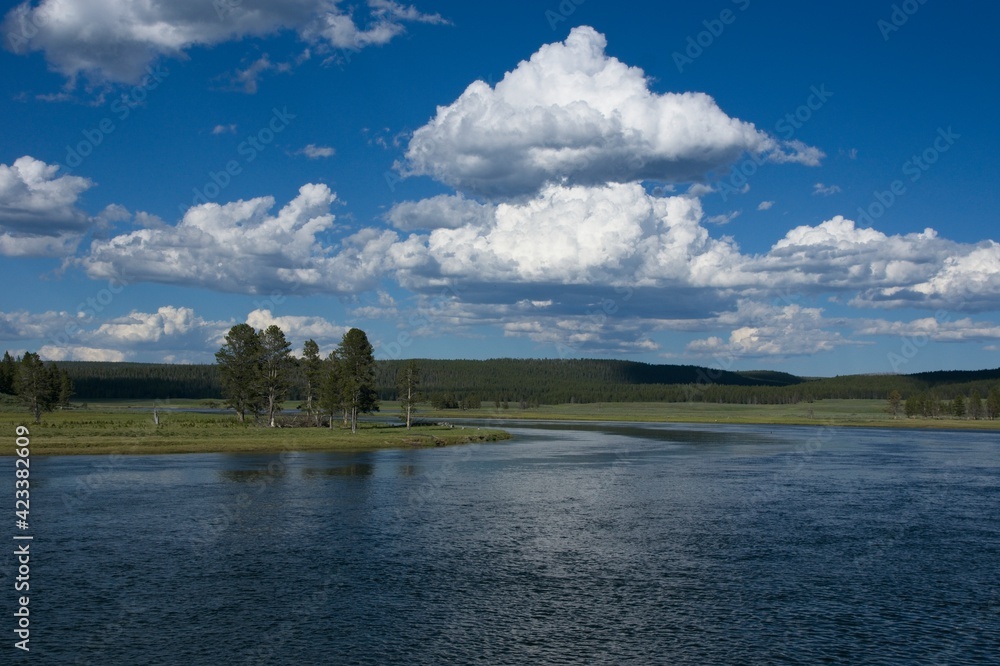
[36,361,221,400]
[0,351,74,423]
[890,388,1000,420]
[7,349,1000,416]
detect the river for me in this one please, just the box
[13,422,1000,664]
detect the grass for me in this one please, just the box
[403,399,1000,430]
[0,407,510,456]
[5,397,997,456]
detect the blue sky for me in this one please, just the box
[1,0,998,376]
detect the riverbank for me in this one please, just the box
[4,397,998,456]
[0,409,511,456]
[412,398,1000,430]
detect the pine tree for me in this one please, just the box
[301,339,324,426]
[319,351,344,429]
[57,369,75,408]
[259,325,293,428]
[216,323,264,423]
[887,390,902,418]
[952,393,966,418]
[15,352,56,424]
[987,388,1000,420]
[0,351,16,395]
[338,328,379,433]
[397,360,420,429]
[968,390,983,420]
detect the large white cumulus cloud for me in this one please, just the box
[388,182,745,290]
[853,241,1000,312]
[0,155,109,256]
[385,190,1000,315]
[80,183,396,294]
[401,26,819,197]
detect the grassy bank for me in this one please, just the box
[0,408,511,456]
[4,397,997,456]
[408,399,1000,430]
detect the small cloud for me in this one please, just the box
[212,124,237,135]
[36,91,74,103]
[227,54,292,94]
[300,144,335,159]
[363,127,409,150]
[38,345,127,362]
[706,210,741,225]
[840,148,858,160]
[812,182,842,196]
[515,299,553,309]
[757,200,774,211]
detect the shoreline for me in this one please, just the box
[0,413,512,456]
[4,397,998,456]
[412,400,1000,431]
[448,413,1000,431]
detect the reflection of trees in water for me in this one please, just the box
[301,463,375,477]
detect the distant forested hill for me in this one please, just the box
[13,356,1000,406]
[52,358,794,402]
[55,361,221,400]
[374,358,801,404]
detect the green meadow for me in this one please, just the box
[410,398,1000,430]
[1,404,510,456]
[5,397,998,456]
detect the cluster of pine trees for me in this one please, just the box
[900,388,1000,419]
[0,351,74,423]
[428,393,483,410]
[216,325,407,432]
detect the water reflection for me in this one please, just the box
[302,463,375,478]
[217,467,287,482]
[29,423,1000,664]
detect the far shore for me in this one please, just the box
[415,398,1000,431]
[0,408,511,456]
[3,397,998,456]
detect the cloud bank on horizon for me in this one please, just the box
[1,2,998,373]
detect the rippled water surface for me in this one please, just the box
[15,423,1000,664]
